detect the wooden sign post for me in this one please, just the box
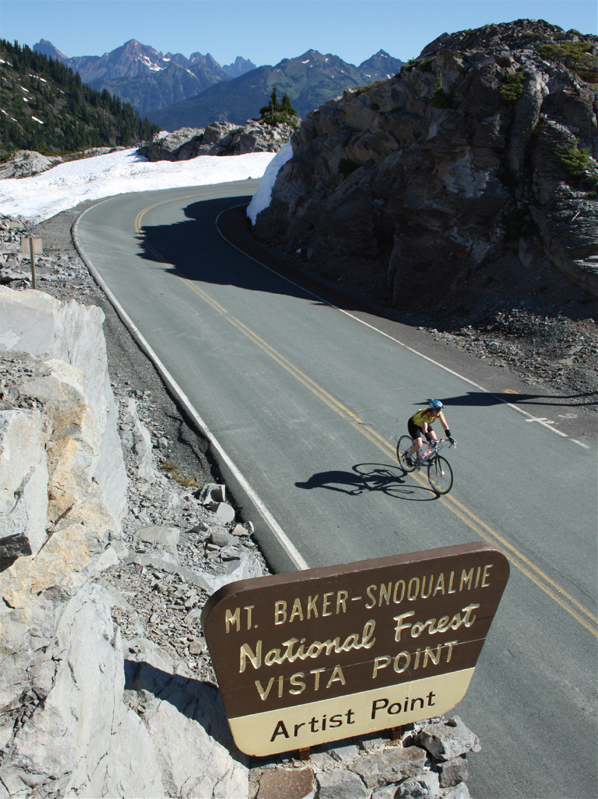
[21,237,43,289]
[202,542,509,757]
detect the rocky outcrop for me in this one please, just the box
[0,152,63,180]
[0,288,253,798]
[0,288,127,527]
[139,119,296,161]
[253,20,598,304]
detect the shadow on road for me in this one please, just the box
[295,462,438,501]
[138,197,597,413]
[406,387,596,411]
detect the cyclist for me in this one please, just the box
[406,399,456,466]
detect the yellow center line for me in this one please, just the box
[135,200,597,638]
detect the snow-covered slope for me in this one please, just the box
[0,149,276,222]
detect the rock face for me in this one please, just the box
[0,288,127,525]
[254,20,598,304]
[139,119,296,161]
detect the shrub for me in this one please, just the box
[431,80,453,109]
[259,87,298,128]
[556,142,590,177]
[500,70,525,102]
[537,41,598,83]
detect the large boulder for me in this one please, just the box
[0,410,49,560]
[254,20,598,304]
[0,288,127,524]
[138,119,296,160]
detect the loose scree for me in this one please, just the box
[202,543,509,756]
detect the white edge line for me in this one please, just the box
[216,206,572,441]
[73,203,310,573]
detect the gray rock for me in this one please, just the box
[371,784,401,799]
[438,756,469,787]
[121,397,155,481]
[394,772,439,799]
[419,717,480,762]
[0,409,49,558]
[255,20,598,302]
[316,768,367,799]
[127,550,212,591]
[214,501,235,524]
[350,747,428,788]
[200,482,226,506]
[329,740,360,762]
[136,524,180,555]
[0,288,127,524]
[441,782,470,799]
[209,529,235,547]
[0,150,63,179]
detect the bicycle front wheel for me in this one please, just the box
[397,436,416,472]
[428,456,453,494]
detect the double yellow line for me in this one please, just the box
[136,199,597,638]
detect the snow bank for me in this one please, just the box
[246,141,293,225]
[0,148,277,222]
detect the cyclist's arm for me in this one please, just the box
[440,415,456,443]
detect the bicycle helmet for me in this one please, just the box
[429,399,443,410]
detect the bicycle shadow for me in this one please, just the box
[295,462,438,501]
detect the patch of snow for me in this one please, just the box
[246,141,293,225]
[22,97,29,102]
[31,116,44,124]
[0,148,276,223]
[302,60,310,64]
[20,86,30,92]
[0,58,7,64]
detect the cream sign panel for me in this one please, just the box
[202,542,509,757]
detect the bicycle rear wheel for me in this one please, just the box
[428,456,453,494]
[397,435,415,472]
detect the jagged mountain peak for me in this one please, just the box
[33,39,68,62]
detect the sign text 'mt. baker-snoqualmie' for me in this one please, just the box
[202,543,509,756]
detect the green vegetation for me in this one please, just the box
[338,158,360,178]
[431,78,453,109]
[556,142,590,177]
[500,70,525,102]
[259,86,299,128]
[353,80,383,96]
[537,41,598,83]
[0,38,159,156]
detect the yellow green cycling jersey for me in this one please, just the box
[411,408,445,427]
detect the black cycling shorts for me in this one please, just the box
[408,419,432,441]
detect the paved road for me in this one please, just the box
[76,182,597,799]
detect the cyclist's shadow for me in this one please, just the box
[295,463,436,501]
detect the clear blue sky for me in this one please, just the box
[0,0,596,67]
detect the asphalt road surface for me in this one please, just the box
[75,182,597,799]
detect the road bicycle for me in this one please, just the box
[396,436,455,495]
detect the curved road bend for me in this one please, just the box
[76,182,597,799]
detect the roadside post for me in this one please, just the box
[21,237,42,289]
[202,542,509,758]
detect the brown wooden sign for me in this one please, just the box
[202,543,509,756]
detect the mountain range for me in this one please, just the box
[146,49,404,130]
[33,39,403,131]
[33,39,257,119]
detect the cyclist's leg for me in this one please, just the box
[407,419,422,458]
